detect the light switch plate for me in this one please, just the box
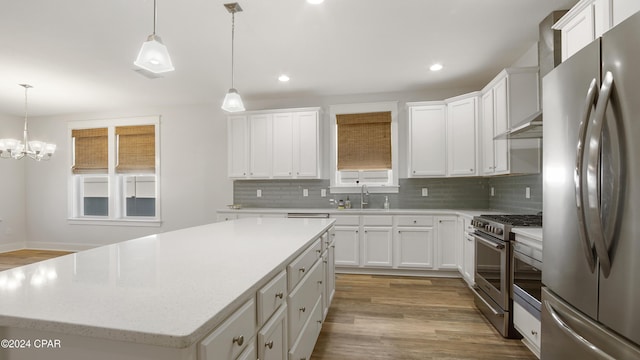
[525,187,531,199]
[321,189,327,197]
[303,189,309,197]
[491,187,495,197]
[422,188,428,197]
[257,189,262,197]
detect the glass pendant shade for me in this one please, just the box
[221,88,245,112]
[134,34,175,73]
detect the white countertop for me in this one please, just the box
[0,218,334,348]
[219,207,504,219]
[513,227,543,242]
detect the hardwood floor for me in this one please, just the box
[0,249,73,271]
[0,252,535,359]
[312,274,536,360]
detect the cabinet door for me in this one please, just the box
[611,0,640,27]
[447,96,477,176]
[272,113,294,178]
[435,217,458,270]
[258,304,287,360]
[561,4,595,61]
[249,114,272,178]
[395,227,433,268]
[481,90,495,174]
[228,115,248,178]
[333,226,359,266]
[409,105,447,176]
[362,226,393,267]
[293,111,319,178]
[493,77,510,173]
[463,230,475,286]
[325,239,336,315]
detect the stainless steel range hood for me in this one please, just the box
[494,110,543,139]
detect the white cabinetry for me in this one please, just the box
[446,94,479,176]
[407,103,447,177]
[435,216,458,270]
[332,215,360,267]
[460,218,475,286]
[228,108,320,180]
[198,299,257,360]
[554,0,640,62]
[258,305,287,360]
[481,67,541,176]
[362,216,393,267]
[513,302,541,358]
[394,215,434,269]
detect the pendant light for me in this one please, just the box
[0,84,56,161]
[221,2,245,112]
[134,0,175,73]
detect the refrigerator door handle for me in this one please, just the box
[544,300,617,360]
[585,71,614,278]
[575,78,598,273]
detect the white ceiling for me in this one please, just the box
[0,0,577,117]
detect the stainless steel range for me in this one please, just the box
[470,214,542,338]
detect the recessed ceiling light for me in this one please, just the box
[307,0,325,4]
[278,74,290,82]
[430,63,444,71]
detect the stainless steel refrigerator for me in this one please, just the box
[542,10,640,360]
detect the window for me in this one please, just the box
[68,116,160,225]
[329,102,399,193]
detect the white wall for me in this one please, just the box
[0,114,28,251]
[25,103,232,250]
[511,42,539,67]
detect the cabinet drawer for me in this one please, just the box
[330,215,359,226]
[395,215,434,227]
[320,231,330,252]
[199,298,257,360]
[362,215,393,226]
[513,301,541,354]
[287,238,321,290]
[257,270,287,326]
[287,260,323,345]
[258,304,287,360]
[288,297,323,360]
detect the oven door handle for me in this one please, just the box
[474,234,505,250]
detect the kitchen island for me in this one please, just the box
[0,218,335,360]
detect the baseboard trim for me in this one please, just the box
[0,242,26,253]
[336,267,461,278]
[25,242,97,252]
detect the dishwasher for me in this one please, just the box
[286,213,330,219]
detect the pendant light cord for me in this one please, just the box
[153,0,157,35]
[231,11,236,88]
[21,84,31,146]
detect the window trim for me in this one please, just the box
[67,116,161,226]
[329,102,399,194]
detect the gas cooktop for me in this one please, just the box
[479,214,543,227]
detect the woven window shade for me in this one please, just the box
[336,112,392,170]
[72,128,108,174]
[116,125,156,173]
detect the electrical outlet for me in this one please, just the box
[491,187,495,197]
[321,189,327,197]
[525,187,531,199]
[422,188,428,197]
[256,189,262,197]
[303,189,309,197]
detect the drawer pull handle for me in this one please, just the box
[299,267,306,273]
[300,307,306,312]
[275,292,284,299]
[531,330,538,336]
[318,280,323,285]
[413,220,417,224]
[317,320,322,324]
[316,249,321,253]
[323,260,328,264]
[232,335,244,346]
[265,341,274,349]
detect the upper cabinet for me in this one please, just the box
[554,0,640,62]
[407,93,479,178]
[228,108,321,179]
[481,67,541,176]
[407,103,447,177]
[447,94,479,177]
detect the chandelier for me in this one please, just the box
[0,84,56,161]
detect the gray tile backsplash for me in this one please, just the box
[233,174,542,213]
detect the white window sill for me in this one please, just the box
[330,185,399,194]
[67,218,162,227]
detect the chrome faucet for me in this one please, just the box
[360,184,369,209]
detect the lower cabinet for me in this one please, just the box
[198,299,257,360]
[394,227,434,269]
[513,301,541,358]
[435,216,458,270]
[461,218,475,286]
[362,226,393,267]
[333,225,360,267]
[288,297,323,360]
[258,305,288,360]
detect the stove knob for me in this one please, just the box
[495,228,503,235]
